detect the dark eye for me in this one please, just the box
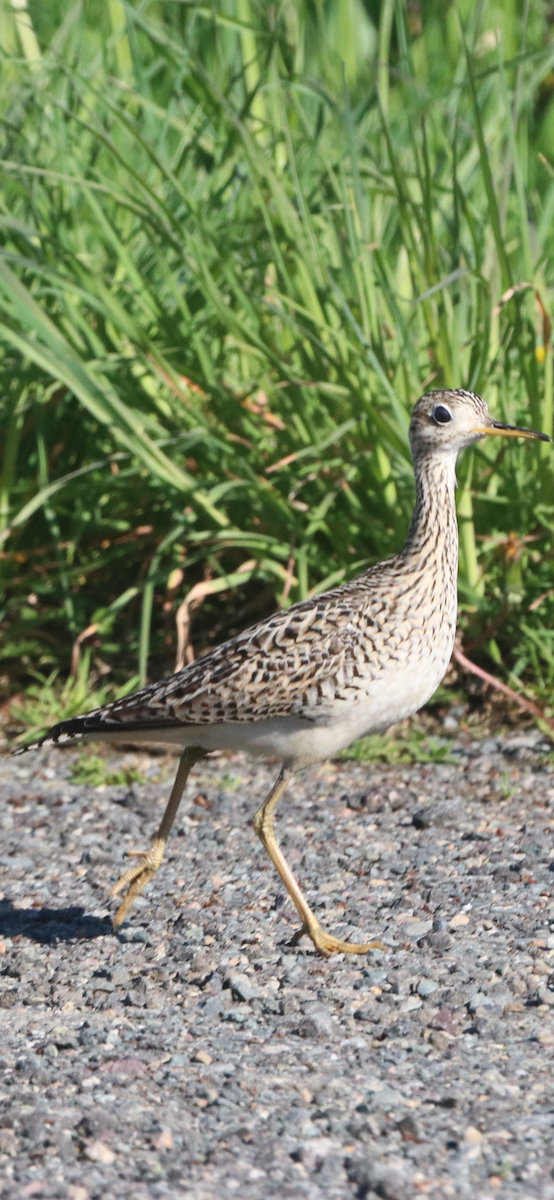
[432,405,452,425]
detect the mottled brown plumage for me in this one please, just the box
[15,389,549,955]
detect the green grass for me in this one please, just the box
[68,753,148,788]
[8,649,139,742]
[2,1,554,726]
[337,730,460,765]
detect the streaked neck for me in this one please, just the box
[402,452,458,564]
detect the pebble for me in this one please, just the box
[417,977,439,998]
[294,1136,342,1169]
[295,1010,335,1039]
[153,1129,174,1150]
[85,1140,117,1164]
[226,970,257,1001]
[399,995,422,1013]
[193,1049,213,1065]
[429,1029,450,1051]
[1,736,554,1198]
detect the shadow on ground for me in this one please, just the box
[0,900,113,943]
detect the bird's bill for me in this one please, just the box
[474,420,551,443]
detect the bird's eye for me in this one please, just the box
[432,405,452,425]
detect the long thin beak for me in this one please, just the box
[474,420,551,443]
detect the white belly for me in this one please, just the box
[98,646,451,767]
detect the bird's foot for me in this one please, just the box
[291,919,385,958]
[111,838,165,928]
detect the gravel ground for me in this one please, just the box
[1,731,554,1199]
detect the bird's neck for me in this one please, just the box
[402,452,458,568]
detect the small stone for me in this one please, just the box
[85,1140,116,1164]
[131,929,151,944]
[193,1049,213,1065]
[417,978,439,998]
[504,1001,526,1014]
[468,992,494,1013]
[226,971,255,1002]
[68,1189,88,1200]
[296,1011,334,1039]
[464,1126,483,1143]
[346,790,383,812]
[404,920,432,940]
[389,789,410,810]
[427,931,452,951]
[399,995,422,1013]
[0,989,18,1009]
[450,913,470,928]
[537,985,554,1007]
[202,996,225,1018]
[354,1006,379,1023]
[346,1159,410,1200]
[367,947,386,964]
[443,987,469,1008]
[124,989,147,1008]
[412,808,431,830]
[101,1057,148,1077]
[435,1095,457,1108]
[429,1030,450,1051]
[429,1007,458,1036]
[413,799,464,829]
[223,1007,249,1023]
[396,1114,419,1141]
[154,1129,174,1150]
[293,1136,341,1170]
[537,1027,554,1045]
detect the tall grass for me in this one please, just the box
[1,0,554,713]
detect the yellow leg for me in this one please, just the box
[111,746,205,928]
[253,768,383,958]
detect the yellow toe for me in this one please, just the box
[293,920,385,958]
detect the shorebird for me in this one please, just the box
[16,390,549,956]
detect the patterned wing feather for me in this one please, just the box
[16,578,387,752]
[98,586,380,726]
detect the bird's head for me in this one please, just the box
[409,388,550,459]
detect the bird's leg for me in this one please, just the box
[253,768,382,958]
[111,746,206,928]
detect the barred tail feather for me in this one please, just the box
[12,713,109,756]
[12,711,187,756]
[15,712,115,755]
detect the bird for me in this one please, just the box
[14,389,549,957]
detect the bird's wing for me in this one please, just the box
[16,576,391,752]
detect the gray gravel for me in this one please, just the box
[1,731,554,1199]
